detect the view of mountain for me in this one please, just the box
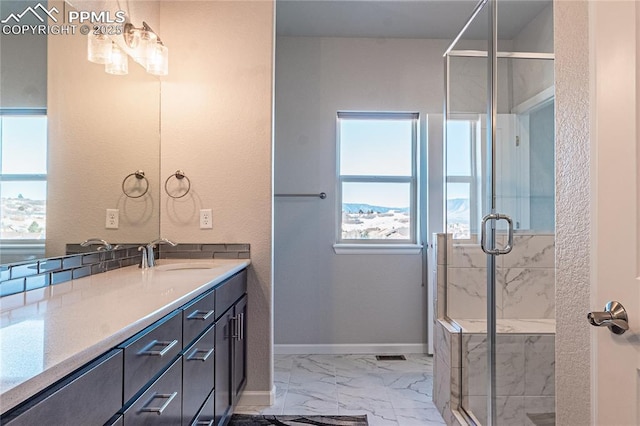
[342,203,409,214]
[446,198,470,222]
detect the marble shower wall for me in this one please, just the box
[462,333,555,425]
[438,233,555,320]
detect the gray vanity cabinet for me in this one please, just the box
[182,324,215,424]
[214,270,248,426]
[122,357,183,426]
[191,390,215,426]
[182,290,216,348]
[0,267,248,426]
[119,311,183,403]
[232,295,248,405]
[214,308,233,426]
[0,349,123,425]
[105,414,124,426]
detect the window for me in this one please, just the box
[0,110,48,241]
[445,118,481,240]
[337,112,418,245]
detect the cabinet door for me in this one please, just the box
[183,324,215,425]
[214,270,247,321]
[214,310,232,426]
[0,350,123,426]
[232,295,247,405]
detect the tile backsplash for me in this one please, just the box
[0,243,250,297]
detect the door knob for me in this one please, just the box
[587,301,629,335]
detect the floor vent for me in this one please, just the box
[375,355,406,361]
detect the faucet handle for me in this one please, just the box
[148,238,177,248]
[138,246,149,269]
[80,238,113,251]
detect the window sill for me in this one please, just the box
[333,244,423,255]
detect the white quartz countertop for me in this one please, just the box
[0,258,250,413]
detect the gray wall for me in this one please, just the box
[274,37,450,348]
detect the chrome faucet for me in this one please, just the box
[145,238,177,267]
[138,246,149,269]
[80,238,113,251]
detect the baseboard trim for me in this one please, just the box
[274,343,428,355]
[237,386,276,406]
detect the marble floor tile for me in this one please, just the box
[339,408,399,426]
[237,354,446,425]
[284,386,340,415]
[393,402,448,425]
[384,372,434,406]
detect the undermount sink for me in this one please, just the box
[155,263,223,272]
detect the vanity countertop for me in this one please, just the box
[0,258,250,413]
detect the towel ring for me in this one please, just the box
[122,170,149,198]
[164,170,191,199]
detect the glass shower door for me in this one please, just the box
[444,1,555,425]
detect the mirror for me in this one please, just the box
[0,0,161,263]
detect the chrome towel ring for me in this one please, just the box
[122,170,149,198]
[164,170,191,198]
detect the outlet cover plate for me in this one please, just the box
[200,209,212,229]
[106,209,119,229]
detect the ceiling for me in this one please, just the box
[276,0,551,41]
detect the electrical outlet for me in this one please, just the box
[106,209,119,229]
[200,209,213,229]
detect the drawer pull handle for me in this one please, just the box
[140,391,178,415]
[187,347,214,362]
[188,309,214,321]
[138,339,178,357]
[239,312,244,341]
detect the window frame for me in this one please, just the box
[336,111,419,246]
[0,108,48,245]
[445,114,481,241]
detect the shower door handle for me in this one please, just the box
[480,213,514,255]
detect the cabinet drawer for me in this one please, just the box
[182,289,215,348]
[191,389,215,426]
[105,414,123,426]
[119,310,182,402]
[183,324,215,425]
[215,270,246,319]
[122,357,182,426]
[1,350,123,426]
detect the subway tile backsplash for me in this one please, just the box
[0,243,250,298]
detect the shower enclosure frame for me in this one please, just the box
[443,0,554,424]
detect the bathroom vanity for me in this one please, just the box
[0,259,249,426]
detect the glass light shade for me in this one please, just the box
[105,43,128,75]
[87,32,112,64]
[131,29,157,66]
[146,43,168,76]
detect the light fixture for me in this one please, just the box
[124,21,167,74]
[87,32,112,64]
[105,42,128,75]
[145,42,168,76]
[124,23,158,67]
[86,19,168,76]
